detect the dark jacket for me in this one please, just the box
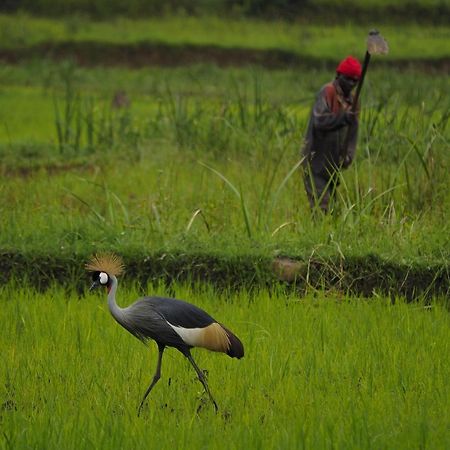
[302,79,359,177]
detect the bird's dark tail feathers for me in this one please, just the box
[221,324,244,359]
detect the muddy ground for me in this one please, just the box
[1,42,449,72]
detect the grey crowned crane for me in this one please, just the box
[86,253,244,415]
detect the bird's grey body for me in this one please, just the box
[108,278,241,356]
[117,296,197,350]
[87,260,244,415]
[116,295,220,353]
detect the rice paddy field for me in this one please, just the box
[1,284,449,449]
[1,3,449,449]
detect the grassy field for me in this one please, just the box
[0,11,449,449]
[1,14,449,60]
[1,283,449,449]
[0,62,448,265]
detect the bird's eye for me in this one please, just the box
[99,272,109,285]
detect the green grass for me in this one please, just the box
[1,282,449,449]
[1,14,449,60]
[0,62,448,264]
[0,86,56,142]
[1,142,448,262]
[0,61,448,144]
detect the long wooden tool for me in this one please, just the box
[341,30,389,163]
[352,29,389,113]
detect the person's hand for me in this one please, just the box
[342,155,352,169]
[344,111,358,125]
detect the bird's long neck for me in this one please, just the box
[107,275,125,323]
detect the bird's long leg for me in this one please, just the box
[186,352,219,412]
[138,343,165,416]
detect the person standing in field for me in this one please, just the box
[301,56,362,213]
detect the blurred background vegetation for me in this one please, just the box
[1,0,449,23]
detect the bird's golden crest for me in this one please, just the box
[85,252,125,276]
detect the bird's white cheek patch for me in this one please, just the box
[99,272,108,284]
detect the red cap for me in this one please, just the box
[336,56,362,79]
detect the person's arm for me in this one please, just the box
[342,119,359,168]
[312,86,348,131]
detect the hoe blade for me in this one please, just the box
[367,29,389,55]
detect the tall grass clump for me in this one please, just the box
[52,61,143,157]
[152,73,299,161]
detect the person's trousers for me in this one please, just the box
[303,170,340,213]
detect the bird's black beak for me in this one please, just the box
[89,280,100,292]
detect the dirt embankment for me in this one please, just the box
[1,42,449,72]
[1,251,448,300]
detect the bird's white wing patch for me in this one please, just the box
[167,321,230,352]
[167,322,203,347]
